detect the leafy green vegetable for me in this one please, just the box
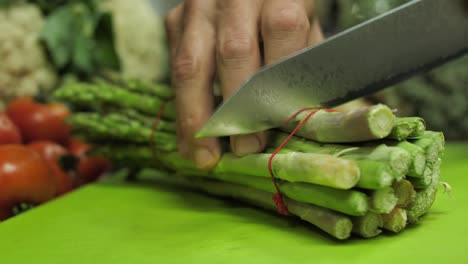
[39,1,120,75]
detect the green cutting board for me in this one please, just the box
[1,144,467,264]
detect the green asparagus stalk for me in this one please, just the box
[270,133,410,180]
[214,153,360,189]
[94,144,368,216]
[407,158,442,223]
[124,79,174,99]
[212,174,369,216]
[113,109,176,133]
[392,180,416,207]
[382,207,407,233]
[140,172,353,240]
[93,76,174,100]
[281,104,395,143]
[54,83,176,119]
[369,187,398,214]
[352,212,383,238]
[388,117,426,140]
[93,145,369,215]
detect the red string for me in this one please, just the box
[150,97,175,160]
[268,107,336,215]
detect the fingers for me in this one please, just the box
[169,0,221,169]
[261,0,312,65]
[165,4,183,62]
[165,4,187,156]
[215,0,267,156]
[308,8,324,45]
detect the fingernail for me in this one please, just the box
[233,135,261,156]
[193,147,217,169]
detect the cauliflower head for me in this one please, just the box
[100,0,169,82]
[0,3,58,109]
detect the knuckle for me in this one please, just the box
[218,31,255,62]
[263,3,309,34]
[179,113,202,132]
[172,52,200,81]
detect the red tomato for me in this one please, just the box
[0,112,22,145]
[0,145,55,221]
[28,141,77,196]
[67,138,112,184]
[6,97,71,144]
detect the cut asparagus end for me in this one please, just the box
[356,160,394,189]
[408,159,441,223]
[396,141,426,177]
[393,180,416,207]
[408,166,433,189]
[352,212,383,238]
[369,187,398,214]
[382,207,408,233]
[368,104,397,139]
[388,117,426,140]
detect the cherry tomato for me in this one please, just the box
[0,112,22,145]
[6,97,71,144]
[28,141,77,196]
[0,145,55,221]
[67,138,112,185]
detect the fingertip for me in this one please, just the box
[231,132,266,156]
[191,144,221,170]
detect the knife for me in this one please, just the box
[196,0,468,138]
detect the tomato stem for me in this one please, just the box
[11,203,36,216]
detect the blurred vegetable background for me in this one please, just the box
[0,0,168,221]
[0,0,169,109]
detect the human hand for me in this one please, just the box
[165,0,324,169]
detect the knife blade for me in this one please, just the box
[197,0,468,138]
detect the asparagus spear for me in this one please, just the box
[352,212,383,238]
[214,152,360,189]
[392,180,416,207]
[388,117,426,140]
[54,83,176,119]
[113,109,176,132]
[281,104,395,143]
[268,147,395,189]
[93,76,174,99]
[382,207,407,233]
[270,133,410,180]
[408,165,433,189]
[140,172,353,240]
[65,113,178,151]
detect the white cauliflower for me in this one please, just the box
[100,0,169,82]
[0,3,57,109]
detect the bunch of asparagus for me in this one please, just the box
[53,79,445,240]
